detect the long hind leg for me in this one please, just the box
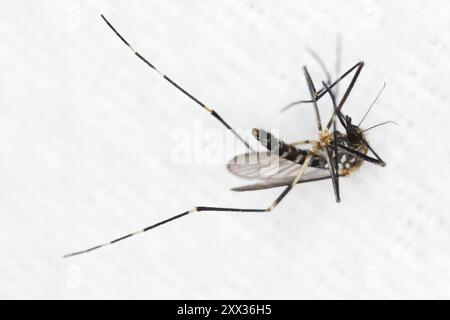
[63,151,315,258]
[101,15,253,151]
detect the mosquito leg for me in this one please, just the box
[320,82,341,202]
[336,143,385,167]
[361,138,386,166]
[334,33,342,99]
[264,151,315,211]
[231,174,336,192]
[289,139,313,146]
[64,151,315,258]
[281,99,309,112]
[315,61,364,106]
[322,77,387,168]
[283,47,334,113]
[63,210,193,258]
[62,205,268,258]
[332,116,341,200]
[322,61,365,129]
[63,207,264,258]
[324,147,340,202]
[323,61,365,130]
[101,15,253,151]
[281,61,364,113]
[307,47,347,104]
[330,83,341,201]
[283,46,335,113]
[320,79,343,199]
[303,66,323,132]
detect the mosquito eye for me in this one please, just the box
[348,133,361,146]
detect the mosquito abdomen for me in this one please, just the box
[252,128,308,164]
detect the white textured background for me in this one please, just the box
[0,0,449,299]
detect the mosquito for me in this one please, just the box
[227,65,390,194]
[63,15,389,258]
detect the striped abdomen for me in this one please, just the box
[252,128,309,164]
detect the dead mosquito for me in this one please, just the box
[63,15,391,258]
[227,62,392,196]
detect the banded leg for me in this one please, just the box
[101,15,253,151]
[63,151,314,258]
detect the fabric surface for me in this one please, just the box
[0,0,449,299]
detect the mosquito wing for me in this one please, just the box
[231,172,334,191]
[227,152,299,180]
[227,151,329,181]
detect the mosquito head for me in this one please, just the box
[344,115,364,148]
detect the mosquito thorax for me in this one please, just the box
[343,116,362,148]
[318,130,333,149]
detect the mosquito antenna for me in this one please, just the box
[361,120,398,133]
[100,14,253,151]
[63,210,193,258]
[358,82,386,127]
